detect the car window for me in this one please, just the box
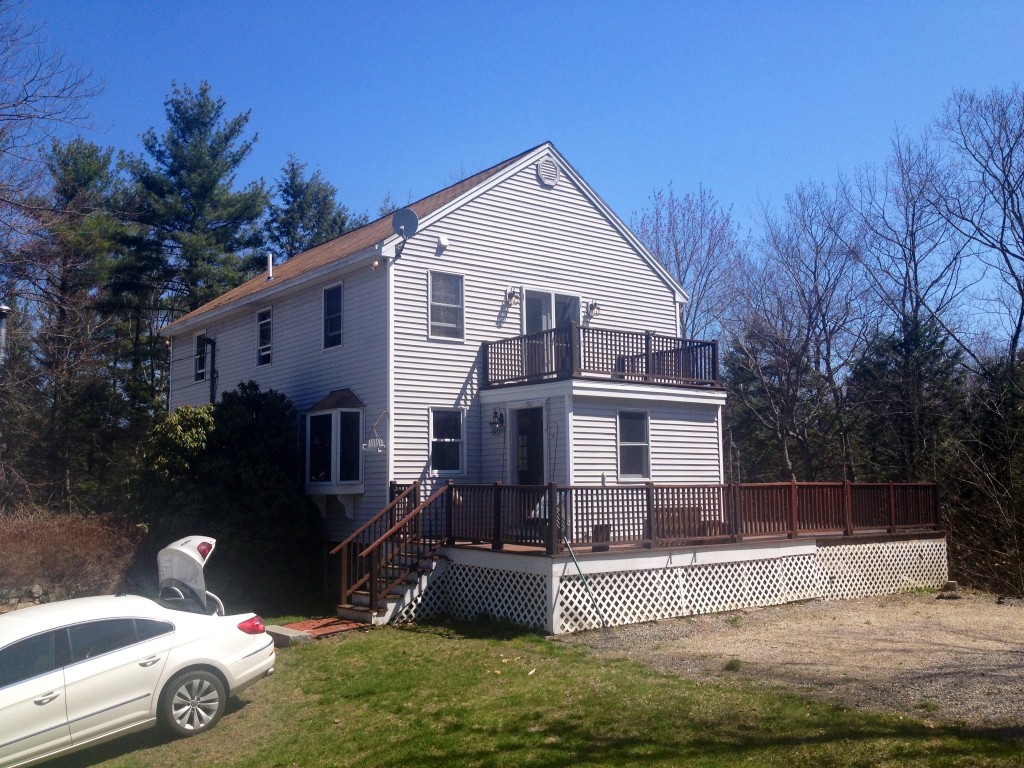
[0,631,57,688]
[68,619,137,662]
[135,618,173,641]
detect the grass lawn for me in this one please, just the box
[52,621,1023,768]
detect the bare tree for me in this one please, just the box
[727,182,868,480]
[933,86,1024,372]
[0,1,95,241]
[635,184,743,341]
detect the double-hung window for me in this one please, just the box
[323,285,343,349]
[193,331,207,382]
[256,308,272,366]
[429,272,464,339]
[430,408,464,474]
[618,410,650,479]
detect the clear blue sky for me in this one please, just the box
[28,0,1024,236]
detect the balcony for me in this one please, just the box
[482,323,720,389]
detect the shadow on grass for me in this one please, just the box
[399,614,548,642]
[47,698,251,768]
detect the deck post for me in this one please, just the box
[492,481,504,550]
[644,482,655,549]
[368,548,379,612]
[843,480,853,536]
[711,339,720,386]
[546,482,560,555]
[644,331,654,381]
[339,542,350,605]
[789,480,799,539]
[445,479,455,545]
[730,482,741,543]
[932,484,942,530]
[888,482,897,534]
[570,321,582,377]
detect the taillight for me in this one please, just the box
[237,615,266,634]
[196,541,213,560]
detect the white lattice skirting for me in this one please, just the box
[397,534,948,635]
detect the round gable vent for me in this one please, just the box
[536,156,560,189]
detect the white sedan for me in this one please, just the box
[0,536,275,768]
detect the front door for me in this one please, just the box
[514,407,545,485]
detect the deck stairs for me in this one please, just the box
[331,482,448,626]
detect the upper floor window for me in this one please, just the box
[429,271,464,340]
[324,285,343,349]
[193,331,207,382]
[430,408,464,474]
[618,410,650,479]
[256,308,272,366]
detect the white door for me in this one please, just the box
[0,631,71,766]
[64,619,172,745]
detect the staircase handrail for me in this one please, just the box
[329,481,421,556]
[357,483,450,559]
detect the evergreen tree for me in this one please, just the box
[265,154,364,261]
[121,81,267,314]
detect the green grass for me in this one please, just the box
[54,620,1023,768]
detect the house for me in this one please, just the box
[164,143,946,633]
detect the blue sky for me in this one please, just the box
[28,1,1024,237]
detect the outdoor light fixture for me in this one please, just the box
[488,408,506,435]
[504,287,521,308]
[586,300,601,317]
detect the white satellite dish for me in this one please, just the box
[392,208,419,240]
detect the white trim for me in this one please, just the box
[305,407,365,494]
[322,283,343,350]
[192,329,207,383]
[427,270,465,342]
[614,409,647,481]
[255,306,272,367]
[429,406,467,477]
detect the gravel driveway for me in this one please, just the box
[557,590,1024,731]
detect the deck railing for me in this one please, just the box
[334,480,941,608]
[394,480,942,554]
[482,323,720,389]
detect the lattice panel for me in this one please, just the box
[398,562,549,632]
[817,538,948,600]
[555,554,824,634]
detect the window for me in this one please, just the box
[431,408,464,474]
[0,631,60,688]
[193,331,207,382]
[256,308,272,366]
[323,285,342,348]
[429,271,464,339]
[68,619,137,662]
[618,410,650,479]
[307,409,363,485]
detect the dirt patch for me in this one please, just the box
[557,590,1024,730]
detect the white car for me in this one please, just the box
[0,536,275,768]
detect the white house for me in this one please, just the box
[163,144,945,633]
[164,143,725,540]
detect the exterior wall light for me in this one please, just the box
[488,408,506,435]
[587,300,600,317]
[504,287,521,308]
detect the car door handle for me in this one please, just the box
[34,691,61,705]
[138,656,161,668]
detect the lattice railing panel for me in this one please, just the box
[397,563,549,631]
[818,538,948,600]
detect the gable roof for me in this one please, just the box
[165,144,544,333]
[164,142,686,334]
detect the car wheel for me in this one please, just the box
[160,669,227,736]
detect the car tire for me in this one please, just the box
[159,669,227,736]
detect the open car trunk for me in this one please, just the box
[157,535,225,615]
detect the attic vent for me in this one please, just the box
[536,156,560,189]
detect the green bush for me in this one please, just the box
[137,382,323,614]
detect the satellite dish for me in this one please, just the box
[392,208,419,240]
